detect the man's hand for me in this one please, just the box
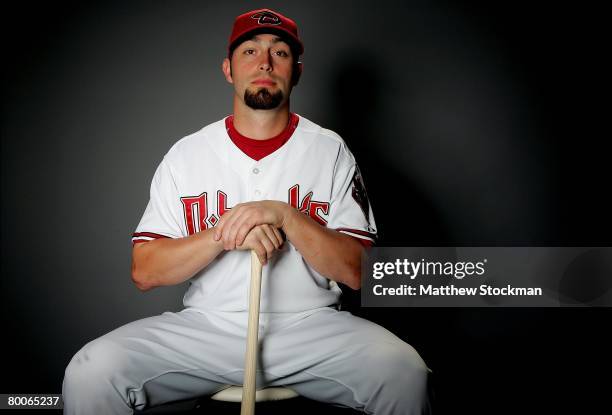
[214,201,290,250]
[236,224,285,265]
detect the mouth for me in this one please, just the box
[252,79,276,86]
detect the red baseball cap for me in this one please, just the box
[228,8,304,57]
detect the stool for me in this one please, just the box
[210,385,299,402]
[201,389,363,415]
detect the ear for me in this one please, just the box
[292,61,303,86]
[222,58,233,84]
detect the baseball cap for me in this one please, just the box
[228,8,304,57]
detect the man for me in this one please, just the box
[63,8,431,414]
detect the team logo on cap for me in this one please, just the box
[251,11,281,25]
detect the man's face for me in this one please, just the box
[222,33,300,110]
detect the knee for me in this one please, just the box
[359,343,431,414]
[362,342,430,394]
[63,337,129,394]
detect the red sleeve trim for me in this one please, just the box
[335,227,377,241]
[132,232,171,239]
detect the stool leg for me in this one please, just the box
[241,251,263,415]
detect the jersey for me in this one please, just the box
[132,114,377,313]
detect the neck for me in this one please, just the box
[232,98,291,140]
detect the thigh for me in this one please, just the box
[261,308,424,373]
[261,309,430,410]
[70,309,247,408]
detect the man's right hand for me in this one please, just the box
[235,224,285,265]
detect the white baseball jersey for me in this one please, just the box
[132,114,377,312]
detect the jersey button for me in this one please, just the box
[252,167,260,174]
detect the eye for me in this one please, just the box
[244,49,255,55]
[274,50,289,57]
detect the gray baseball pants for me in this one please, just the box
[62,307,431,414]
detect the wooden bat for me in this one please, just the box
[240,250,263,415]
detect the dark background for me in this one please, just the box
[2,1,610,414]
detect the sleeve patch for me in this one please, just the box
[351,165,371,223]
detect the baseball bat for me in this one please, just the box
[240,250,263,415]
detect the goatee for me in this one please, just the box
[244,87,284,110]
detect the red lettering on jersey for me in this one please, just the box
[181,188,328,232]
[309,202,329,225]
[288,184,330,225]
[217,190,231,217]
[288,185,312,213]
[181,193,208,235]
[288,184,300,209]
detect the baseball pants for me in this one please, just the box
[62,307,431,414]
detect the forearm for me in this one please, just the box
[282,207,365,289]
[131,228,224,291]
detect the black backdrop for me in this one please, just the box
[2,1,610,414]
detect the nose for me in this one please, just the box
[258,51,273,72]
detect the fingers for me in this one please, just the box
[260,224,284,250]
[213,208,236,241]
[233,216,259,248]
[240,226,274,265]
[256,229,276,265]
[235,224,284,265]
[217,205,253,250]
[215,204,263,250]
[273,227,285,245]
[213,202,286,250]
[251,234,268,265]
